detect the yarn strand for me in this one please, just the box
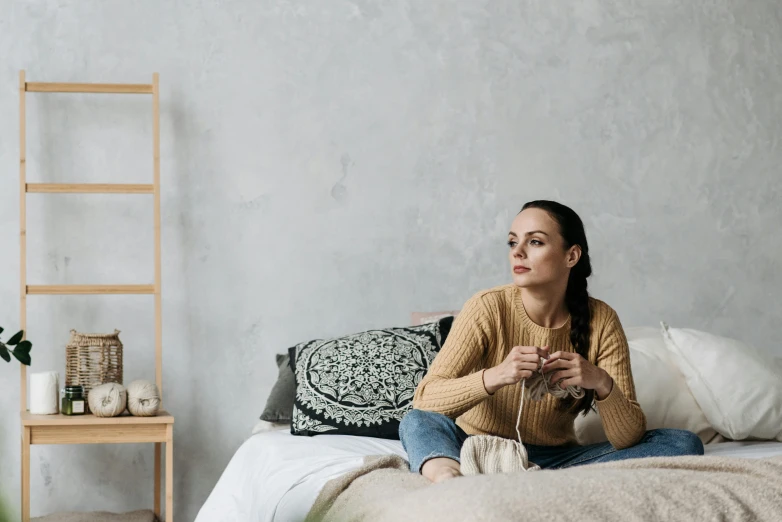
[515,359,585,472]
[515,378,526,446]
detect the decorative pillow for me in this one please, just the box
[661,322,782,441]
[259,353,296,423]
[574,327,717,445]
[288,316,454,439]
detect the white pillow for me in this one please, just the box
[661,322,782,441]
[574,327,716,445]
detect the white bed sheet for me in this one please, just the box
[195,430,407,522]
[195,431,782,522]
[702,439,782,459]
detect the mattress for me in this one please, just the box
[194,430,782,522]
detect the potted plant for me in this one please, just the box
[0,327,32,366]
[0,327,31,521]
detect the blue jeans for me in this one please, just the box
[399,409,704,474]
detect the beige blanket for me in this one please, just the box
[306,454,782,522]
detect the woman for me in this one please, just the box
[399,200,703,483]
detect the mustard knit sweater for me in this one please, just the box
[412,284,647,449]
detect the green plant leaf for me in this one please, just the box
[7,330,24,346]
[0,326,4,334]
[0,344,9,363]
[13,348,31,366]
[16,340,32,354]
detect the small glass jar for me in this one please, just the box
[61,385,86,415]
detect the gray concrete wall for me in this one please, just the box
[1,1,780,520]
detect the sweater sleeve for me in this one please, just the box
[594,311,647,449]
[412,294,495,418]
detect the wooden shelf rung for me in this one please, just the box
[27,285,155,295]
[25,82,154,94]
[22,411,174,427]
[27,183,155,194]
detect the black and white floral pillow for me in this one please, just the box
[288,316,453,439]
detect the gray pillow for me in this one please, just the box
[260,353,296,423]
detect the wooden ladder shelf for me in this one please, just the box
[19,71,173,522]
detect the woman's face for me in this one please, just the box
[508,208,579,289]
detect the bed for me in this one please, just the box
[195,428,782,522]
[196,318,782,521]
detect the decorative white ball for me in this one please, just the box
[127,380,161,416]
[87,382,127,417]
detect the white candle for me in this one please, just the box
[30,371,59,415]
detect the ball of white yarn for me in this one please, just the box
[127,380,161,416]
[88,382,127,417]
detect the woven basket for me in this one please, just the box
[65,329,124,412]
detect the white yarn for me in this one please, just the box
[87,382,127,417]
[127,380,161,416]
[525,360,585,402]
[461,358,584,475]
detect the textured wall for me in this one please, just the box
[1,0,781,520]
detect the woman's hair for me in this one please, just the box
[520,200,594,417]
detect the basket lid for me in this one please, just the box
[69,329,121,337]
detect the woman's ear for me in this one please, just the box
[567,245,582,268]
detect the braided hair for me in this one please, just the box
[521,200,595,417]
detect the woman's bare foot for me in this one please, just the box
[430,467,462,483]
[421,457,463,483]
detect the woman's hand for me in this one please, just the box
[541,351,614,399]
[483,345,550,395]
